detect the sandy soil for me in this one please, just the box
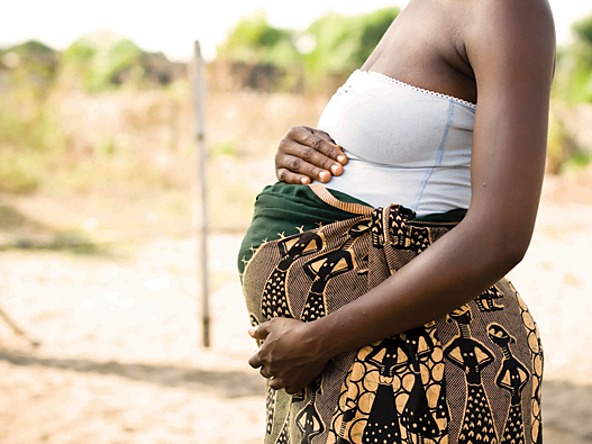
[1,175,592,444]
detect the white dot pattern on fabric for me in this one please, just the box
[365,70,477,109]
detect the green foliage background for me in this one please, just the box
[216,11,301,67]
[546,15,592,172]
[1,8,592,196]
[216,8,400,87]
[553,15,592,103]
[302,8,399,79]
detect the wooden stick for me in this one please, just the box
[192,41,210,348]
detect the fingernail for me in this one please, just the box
[248,328,256,337]
[319,171,330,182]
[337,155,347,164]
[300,177,311,185]
[330,164,341,175]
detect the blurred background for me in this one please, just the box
[1,1,591,443]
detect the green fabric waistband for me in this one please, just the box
[237,182,466,274]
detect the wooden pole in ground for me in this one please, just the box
[192,41,210,348]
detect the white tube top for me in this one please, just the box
[317,69,476,217]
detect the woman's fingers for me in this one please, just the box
[267,378,298,395]
[248,322,271,340]
[294,127,347,164]
[248,352,261,369]
[259,367,273,379]
[276,156,334,184]
[247,317,330,394]
[276,167,315,185]
[270,377,284,391]
[275,126,348,184]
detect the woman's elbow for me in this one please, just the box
[462,214,533,275]
[463,206,536,274]
[497,242,528,271]
[485,229,532,274]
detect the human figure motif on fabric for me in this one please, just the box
[295,377,325,444]
[361,335,412,444]
[488,323,530,444]
[261,231,324,319]
[401,328,448,443]
[327,324,448,444]
[444,306,498,444]
[301,220,371,321]
[400,327,448,443]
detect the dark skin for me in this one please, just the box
[250,0,556,394]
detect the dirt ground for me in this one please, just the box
[1,173,592,444]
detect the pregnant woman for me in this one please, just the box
[238,1,555,443]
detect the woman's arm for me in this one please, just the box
[250,0,556,393]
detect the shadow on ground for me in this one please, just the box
[0,202,106,255]
[0,348,263,399]
[1,347,590,442]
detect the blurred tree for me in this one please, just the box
[0,41,66,192]
[547,14,592,173]
[0,40,59,97]
[86,38,144,92]
[303,7,399,80]
[215,8,399,91]
[61,35,181,92]
[573,15,592,45]
[62,38,96,67]
[59,37,98,90]
[216,11,300,67]
[554,14,592,103]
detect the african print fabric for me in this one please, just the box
[239,182,544,444]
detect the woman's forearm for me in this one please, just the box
[310,216,526,359]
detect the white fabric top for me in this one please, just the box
[317,69,476,217]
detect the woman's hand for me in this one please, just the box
[248,317,331,394]
[275,126,348,184]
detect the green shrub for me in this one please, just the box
[86,38,144,92]
[215,7,399,90]
[546,106,590,174]
[303,8,399,79]
[217,11,300,67]
[553,14,592,103]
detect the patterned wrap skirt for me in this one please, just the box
[238,182,544,444]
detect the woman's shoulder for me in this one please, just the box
[461,0,555,67]
[463,0,554,35]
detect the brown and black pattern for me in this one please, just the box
[261,231,324,319]
[301,220,371,321]
[295,378,325,444]
[488,323,530,444]
[241,184,544,444]
[516,291,544,444]
[477,286,505,312]
[444,306,498,444]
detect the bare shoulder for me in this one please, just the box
[462,0,556,97]
[465,0,555,34]
[464,0,555,65]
